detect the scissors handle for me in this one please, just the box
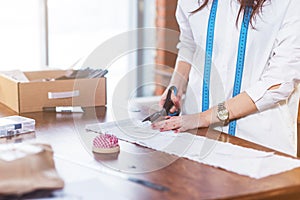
[163,86,180,116]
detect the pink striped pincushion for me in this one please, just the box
[92,134,120,153]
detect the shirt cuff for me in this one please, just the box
[246,81,295,111]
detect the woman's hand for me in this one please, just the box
[153,91,258,133]
[152,113,210,133]
[159,61,190,114]
[159,86,182,114]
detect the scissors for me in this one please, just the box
[142,86,180,123]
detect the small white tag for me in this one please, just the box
[56,106,84,113]
[48,90,80,99]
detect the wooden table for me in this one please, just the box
[1,103,300,200]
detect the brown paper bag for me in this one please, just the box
[0,143,64,195]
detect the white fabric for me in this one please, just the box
[176,0,300,155]
[86,120,300,179]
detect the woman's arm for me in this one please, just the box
[152,92,257,132]
[159,2,195,110]
[153,80,295,133]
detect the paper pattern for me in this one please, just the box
[86,119,300,179]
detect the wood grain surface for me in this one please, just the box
[1,103,300,200]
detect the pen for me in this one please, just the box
[128,177,169,191]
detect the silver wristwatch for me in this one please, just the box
[217,102,229,125]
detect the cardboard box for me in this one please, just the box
[0,70,106,113]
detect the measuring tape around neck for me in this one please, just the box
[202,0,253,136]
[202,0,218,112]
[228,6,252,136]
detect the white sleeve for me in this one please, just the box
[245,0,300,111]
[176,3,196,65]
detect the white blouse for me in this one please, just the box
[176,0,300,155]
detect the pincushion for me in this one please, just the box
[92,134,120,154]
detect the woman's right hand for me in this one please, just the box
[159,60,191,115]
[159,86,182,114]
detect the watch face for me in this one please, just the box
[218,110,229,121]
[217,102,229,123]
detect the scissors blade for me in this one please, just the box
[142,115,154,122]
[142,109,166,123]
[142,86,179,123]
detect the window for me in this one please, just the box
[47,0,133,67]
[0,0,44,70]
[0,0,156,97]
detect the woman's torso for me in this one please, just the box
[179,0,299,155]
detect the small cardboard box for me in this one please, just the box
[0,70,106,113]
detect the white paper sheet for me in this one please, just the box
[86,120,300,179]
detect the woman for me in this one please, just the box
[152,0,300,156]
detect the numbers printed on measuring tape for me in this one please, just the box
[201,0,252,136]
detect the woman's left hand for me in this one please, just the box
[152,113,210,133]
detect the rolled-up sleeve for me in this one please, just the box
[176,3,197,64]
[245,0,300,111]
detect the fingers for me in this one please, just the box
[151,113,201,134]
[169,106,178,114]
[152,116,181,131]
[159,95,167,108]
[159,89,168,108]
[169,95,181,114]
[159,99,165,108]
[170,92,181,107]
[165,116,171,120]
[173,96,181,108]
